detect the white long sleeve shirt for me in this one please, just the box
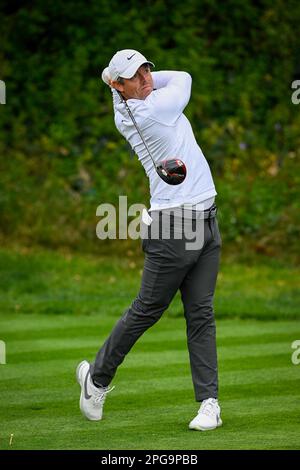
[112,70,217,212]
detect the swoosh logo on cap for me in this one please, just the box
[84,370,92,399]
[127,53,136,60]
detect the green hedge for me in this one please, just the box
[0,0,299,262]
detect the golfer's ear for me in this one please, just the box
[110,80,124,92]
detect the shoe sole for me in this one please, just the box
[189,418,223,431]
[76,360,87,386]
[76,360,87,418]
[76,360,102,421]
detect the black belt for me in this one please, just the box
[189,203,218,219]
[156,203,218,220]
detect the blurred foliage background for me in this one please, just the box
[0,0,300,263]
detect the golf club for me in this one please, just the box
[117,91,187,185]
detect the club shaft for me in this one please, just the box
[117,91,157,169]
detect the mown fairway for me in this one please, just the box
[0,248,299,449]
[0,314,299,450]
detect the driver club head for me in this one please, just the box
[117,93,188,186]
[156,158,187,185]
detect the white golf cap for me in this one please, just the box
[101,49,154,84]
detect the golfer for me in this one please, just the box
[76,49,222,431]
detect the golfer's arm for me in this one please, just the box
[148,71,192,124]
[152,71,190,89]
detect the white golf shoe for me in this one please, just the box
[189,398,222,431]
[76,360,114,421]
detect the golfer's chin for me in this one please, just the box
[141,85,153,99]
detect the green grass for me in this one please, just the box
[0,246,299,320]
[0,246,299,449]
[0,313,300,450]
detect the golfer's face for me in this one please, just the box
[121,64,153,100]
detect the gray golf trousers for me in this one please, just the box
[91,205,221,401]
